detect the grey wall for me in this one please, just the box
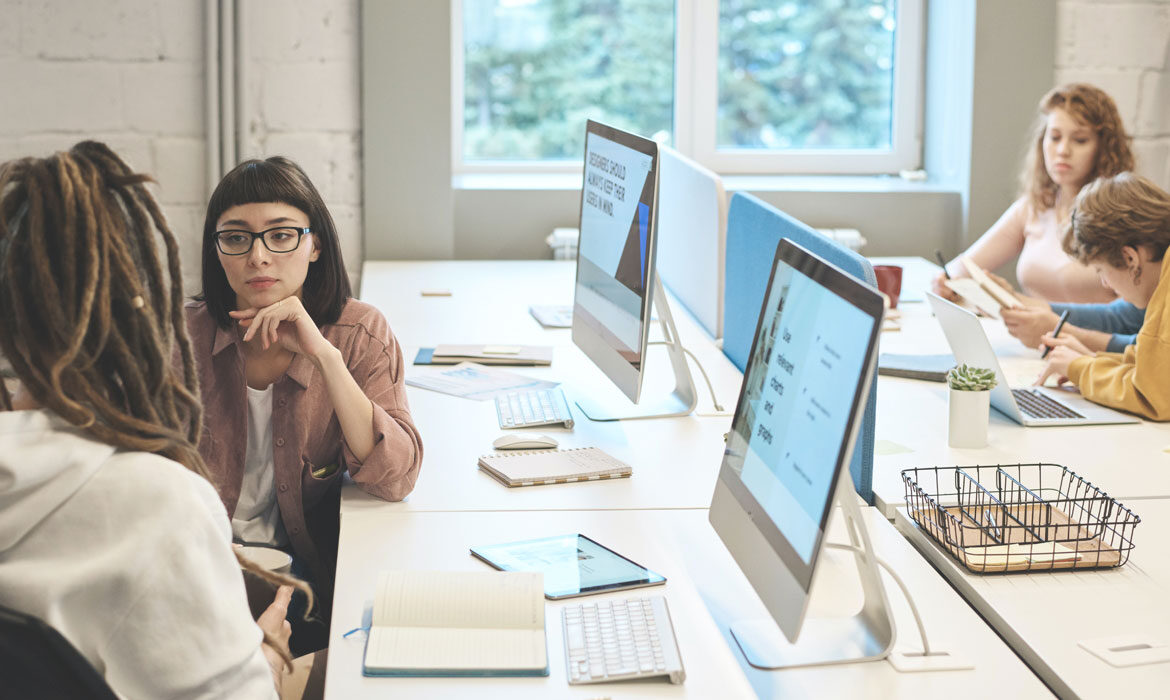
[363,0,454,259]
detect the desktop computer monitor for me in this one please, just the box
[656,146,727,340]
[709,238,890,666]
[571,120,658,403]
[571,121,696,421]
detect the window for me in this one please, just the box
[455,0,923,175]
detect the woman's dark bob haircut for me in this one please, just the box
[199,156,351,328]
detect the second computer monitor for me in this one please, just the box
[709,238,884,644]
[656,146,727,340]
[571,120,659,404]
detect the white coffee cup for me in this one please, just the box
[236,545,292,574]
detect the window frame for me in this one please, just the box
[451,0,924,176]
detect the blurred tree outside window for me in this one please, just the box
[459,0,920,173]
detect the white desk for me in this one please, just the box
[343,259,1073,698]
[895,498,1170,699]
[324,507,1050,699]
[353,260,743,514]
[871,295,1170,517]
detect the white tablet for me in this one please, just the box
[470,534,666,599]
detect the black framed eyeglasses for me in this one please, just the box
[213,226,311,255]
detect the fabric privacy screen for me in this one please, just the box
[722,192,878,504]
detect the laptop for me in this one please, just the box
[926,293,1140,427]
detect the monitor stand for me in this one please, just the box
[574,275,698,421]
[729,481,896,669]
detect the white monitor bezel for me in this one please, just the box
[570,120,660,404]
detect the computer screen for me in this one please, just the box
[571,120,659,403]
[710,238,883,642]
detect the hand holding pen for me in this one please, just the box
[1040,310,1070,359]
[930,250,960,301]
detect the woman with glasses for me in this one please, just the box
[188,156,423,655]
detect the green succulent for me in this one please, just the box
[946,364,997,391]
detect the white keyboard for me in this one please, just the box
[495,387,574,429]
[562,596,685,685]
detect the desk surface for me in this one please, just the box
[359,259,1170,520]
[871,297,1170,516]
[354,260,741,514]
[895,498,1170,699]
[324,507,1050,699]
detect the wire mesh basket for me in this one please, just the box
[902,462,1140,574]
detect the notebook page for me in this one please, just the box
[372,571,544,630]
[365,627,546,671]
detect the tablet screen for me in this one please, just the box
[470,534,666,599]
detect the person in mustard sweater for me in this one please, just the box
[1038,172,1170,420]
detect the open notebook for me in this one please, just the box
[363,570,548,677]
[478,447,632,487]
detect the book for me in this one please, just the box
[478,446,633,487]
[877,353,955,382]
[960,257,1022,310]
[414,344,553,366]
[363,570,548,677]
[943,258,1022,319]
[963,542,1082,568]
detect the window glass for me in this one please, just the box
[717,0,897,150]
[462,0,675,161]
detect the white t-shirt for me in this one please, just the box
[232,385,288,546]
[0,409,277,700]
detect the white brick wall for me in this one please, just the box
[239,0,364,289]
[0,0,363,294]
[0,0,208,292]
[1056,0,1170,191]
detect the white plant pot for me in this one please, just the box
[948,388,991,448]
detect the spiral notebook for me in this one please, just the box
[477,447,632,488]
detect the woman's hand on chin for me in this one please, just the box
[231,296,335,362]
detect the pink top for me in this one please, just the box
[950,197,1115,303]
[186,298,423,598]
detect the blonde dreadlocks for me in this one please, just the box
[0,141,310,669]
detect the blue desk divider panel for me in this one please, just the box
[723,192,879,504]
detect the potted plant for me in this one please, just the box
[946,364,997,448]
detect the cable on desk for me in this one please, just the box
[825,542,935,657]
[647,341,724,412]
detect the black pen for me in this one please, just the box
[935,250,950,279]
[1041,309,1071,359]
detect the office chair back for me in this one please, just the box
[0,604,118,700]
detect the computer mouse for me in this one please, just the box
[492,433,559,450]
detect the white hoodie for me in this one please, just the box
[0,409,277,700]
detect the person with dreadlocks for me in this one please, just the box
[0,142,307,697]
[188,156,423,655]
